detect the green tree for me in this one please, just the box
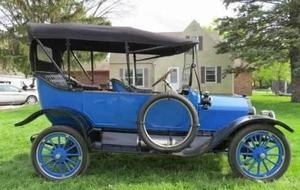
[216,0,300,102]
[0,0,128,75]
[253,62,290,88]
[253,66,273,88]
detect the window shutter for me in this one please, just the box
[119,68,123,80]
[198,36,203,50]
[144,68,149,87]
[201,66,205,83]
[217,66,222,83]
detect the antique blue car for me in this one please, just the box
[16,23,293,181]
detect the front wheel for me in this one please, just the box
[31,126,89,180]
[228,124,291,181]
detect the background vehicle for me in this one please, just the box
[0,75,37,90]
[0,82,38,105]
[16,23,293,181]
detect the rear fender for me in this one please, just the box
[15,108,93,141]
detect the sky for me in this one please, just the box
[110,0,235,32]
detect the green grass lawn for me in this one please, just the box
[0,93,299,190]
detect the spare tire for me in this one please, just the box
[137,93,199,153]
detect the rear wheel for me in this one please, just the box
[31,126,89,180]
[26,95,37,104]
[228,124,290,181]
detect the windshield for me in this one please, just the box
[182,50,194,87]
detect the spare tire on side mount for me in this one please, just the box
[137,93,199,153]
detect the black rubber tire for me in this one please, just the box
[26,95,38,104]
[228,124,291,181]
[31,126,90,180]
[137,93,199,153]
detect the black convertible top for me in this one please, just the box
[28,23,197,56]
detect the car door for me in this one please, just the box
[0,85,27,105]
[0,85,9,105]
[83,90,151,129]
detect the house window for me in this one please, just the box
[167,67,180,90]
[205,67,216,83]
[186,36,203,51]
[122,68,145,87]
[124,69,134,85]
[170,69,178,83]
[135,69,144,86]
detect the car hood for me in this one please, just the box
[198,94,252,131]
[210,95,251,112]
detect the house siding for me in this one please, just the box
[108,20,243,95]
[151,21,234,94]
[152,54,184,91]
[109,62,154,89]
[186,21,234,94]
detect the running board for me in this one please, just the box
[90,131,212,156]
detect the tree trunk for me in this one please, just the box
[290,0,300,102]
[258,80,262,89]
[290,47,300,102]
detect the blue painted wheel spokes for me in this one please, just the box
[236,130,285,179]
[36,132,82,179]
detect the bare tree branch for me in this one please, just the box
[85,0,131,18]
[0,0,130,74]
[92,0,108,17]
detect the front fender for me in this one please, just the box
[15,108,93,141]
[210,115,293,149]
[180,115,293,157]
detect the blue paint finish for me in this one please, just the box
[38,79,252,132]
[185,89,201,106]
[38,79,151,129]
[83,92,150,128]
[144,98,191,132]
[37,79,83,111]
[198,95,250,131]
[183,89,250,131]
[111,80,129,92]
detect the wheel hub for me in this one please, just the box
[52,148,67,162]
[54,154,61,159]
[259,153,266,159]
[252,146,267,161]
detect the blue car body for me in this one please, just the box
[15,23,294,181]
[37,78,251,133]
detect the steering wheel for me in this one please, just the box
[152,69,176,91]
